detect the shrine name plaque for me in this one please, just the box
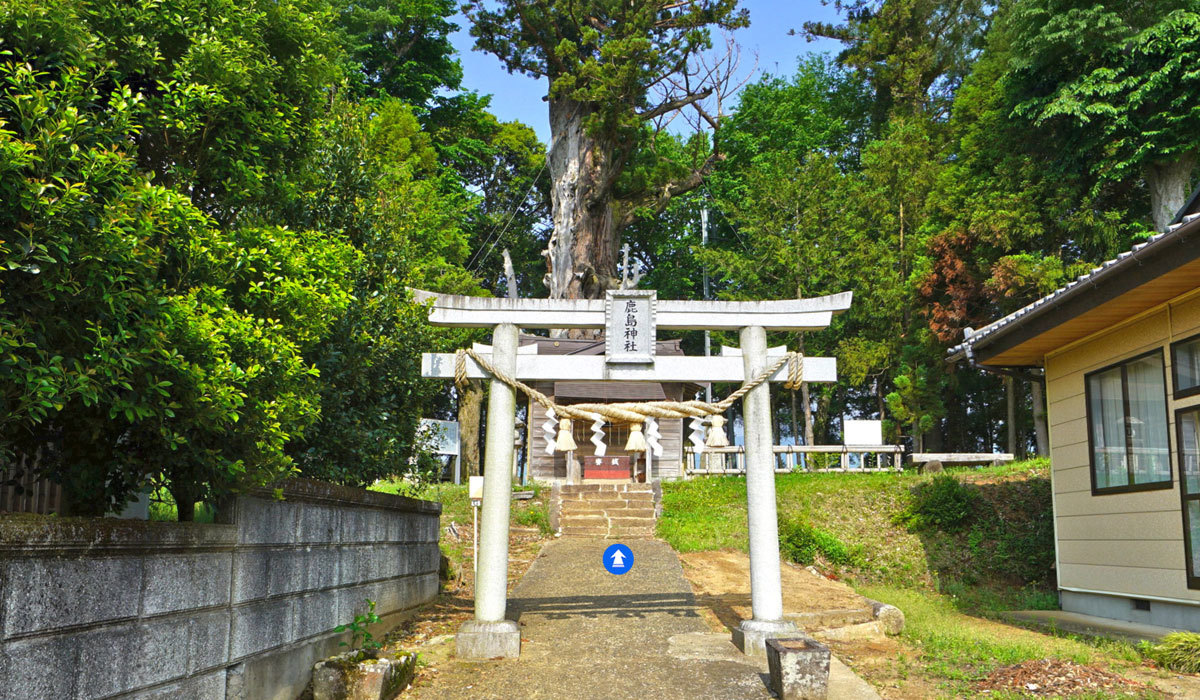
[605,290,656,363]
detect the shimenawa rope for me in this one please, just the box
[454,347,804,452]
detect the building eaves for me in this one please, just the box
[947,213,1200,364]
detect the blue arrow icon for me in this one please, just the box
[603,543,634,575]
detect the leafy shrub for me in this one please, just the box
[515,502,551,535]
[779,516,857,566]
[1148,632,1200,673]
[335,599,383,659]
[900,475,980,532]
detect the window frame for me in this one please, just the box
[1171,331,1200,400]
[1084,347,1173,496]
[1175,406,1200,590]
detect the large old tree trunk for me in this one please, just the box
[546,99,624,301]
[1147,153,1197,232]
[797,334,813,447]
[457,380,484,477]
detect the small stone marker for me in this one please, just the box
[603,543,634,575]
[766,636,830,700]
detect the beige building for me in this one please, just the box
[950,196,1200,630]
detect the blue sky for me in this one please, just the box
[448,1,846,143]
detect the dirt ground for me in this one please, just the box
[678,549,941,699]
[677,549,1200,700]
[680,549,869,629]
[381,525,550,690]
[382,530,1200,699]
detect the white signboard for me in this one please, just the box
[605,290,656,363]
[843,419,883,446]
[419,418,460,456]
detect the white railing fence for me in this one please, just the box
[683,444,904,476]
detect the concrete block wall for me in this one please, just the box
[0,479,440,700]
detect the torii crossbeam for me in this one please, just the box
[416,289,852,661]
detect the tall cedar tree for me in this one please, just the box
[803,0,992,122]
[464,0,747,299]
[1003,0,1200,231]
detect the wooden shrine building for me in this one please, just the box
[520,334,702,482]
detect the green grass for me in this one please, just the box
[659,460,1164,698]
[860,583,1151,697]
[659,470,933,583]
[369,479,548,531]
[147,489,216,522]
[659,459,1055,590]
[369,479,552,576]
[372,480,473,525]
[1145,632,1200,673]
[514,499,552,535]
[657,475,749,552]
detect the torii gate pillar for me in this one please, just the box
[417,288,853,661]
[455,323,521,659]
[733,326,799,657]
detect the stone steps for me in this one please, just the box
[560,498,648,510]
[553,482,661,539]
[559,504,656,518]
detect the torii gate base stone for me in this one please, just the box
[417,290,853,660]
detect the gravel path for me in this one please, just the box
[411,538,772,699]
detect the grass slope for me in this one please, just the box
[659,461,1173,698]
[660,459,1053,591]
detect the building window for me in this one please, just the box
[1172,333,1200,399]
[1177,408,1200,588]
[1085,349,1171,494]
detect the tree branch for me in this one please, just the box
[637,87,713,121]
[615,151,723,230]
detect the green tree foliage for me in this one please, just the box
[1,0,536,515]
[1003,0,1200,231]
[700,58,947,445]
[430,91,550,297]
[72,0,345,221]
[466,0,746,136]
[337,0,462,105]
[464,0,748,299]
[282,98,479,486]
[804,0,993,121]
[0,49,355,516]
[764,0,1200,452]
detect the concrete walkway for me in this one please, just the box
[413,539,879,699]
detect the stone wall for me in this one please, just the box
[0,479,441,700]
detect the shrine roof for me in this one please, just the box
[553,381,668,401]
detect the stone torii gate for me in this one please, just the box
[416,289,852,660]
